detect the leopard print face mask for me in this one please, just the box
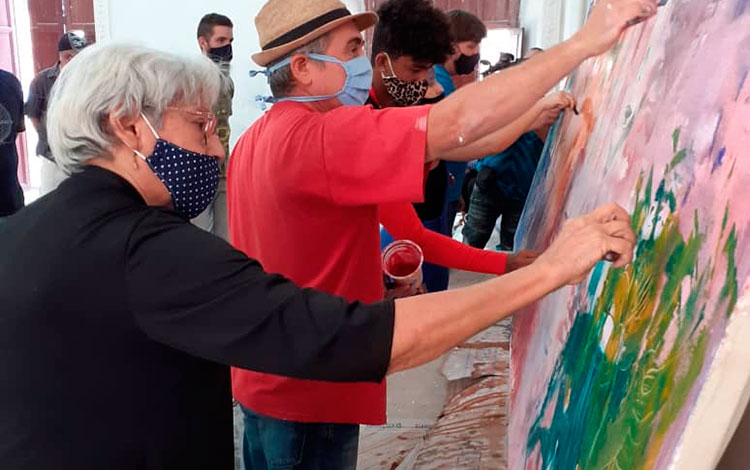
[381,54,429,107]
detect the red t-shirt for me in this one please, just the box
[227,101,429,424]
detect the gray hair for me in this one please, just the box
[268,35,329,98]
[47,43,223,174]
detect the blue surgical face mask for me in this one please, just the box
[130,113,220,220]
[266,53,373,106]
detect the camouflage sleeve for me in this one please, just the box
[214,76,234,159]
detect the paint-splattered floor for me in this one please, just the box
[357,269,510,470]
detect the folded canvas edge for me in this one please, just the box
[670,292,750,470]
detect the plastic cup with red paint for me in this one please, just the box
[382,239,424,294]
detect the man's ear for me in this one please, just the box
[198,37,209,54]
[288,54,314,87]
[376,52,396,77]
[374,52,387,70]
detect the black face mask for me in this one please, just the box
[455,53,480,75]
[208,44,233,64]
[419,93,445,105]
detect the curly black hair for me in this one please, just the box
[372,0,455,66]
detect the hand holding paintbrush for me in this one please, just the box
[571,0,661,57]
[534,203,636,285]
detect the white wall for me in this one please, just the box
[93,0,364,151]
[519,0,587,52]
[343,0,366,13]
[94,0,269,150]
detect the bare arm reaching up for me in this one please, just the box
[424,0,659,162]
[443,91,575,161]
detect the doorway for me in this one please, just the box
[5,0,94,202]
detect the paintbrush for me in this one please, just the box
[604,252,620,263]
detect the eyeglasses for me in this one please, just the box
[166,107,217,139]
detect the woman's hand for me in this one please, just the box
[534,203,636,285]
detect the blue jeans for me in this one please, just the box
[241,406,359,470]
[420,216,449,292]
[462,168,524,251]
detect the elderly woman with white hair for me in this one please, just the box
[0,43,635,469]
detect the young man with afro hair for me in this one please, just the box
[369,0,543,295]
[369,0,455,108]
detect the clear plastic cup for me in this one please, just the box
[382,239,424,294]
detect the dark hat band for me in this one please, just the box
[262,8,350,51]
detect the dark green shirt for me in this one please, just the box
[24,64,59,161]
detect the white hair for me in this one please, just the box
[47,43,223,174]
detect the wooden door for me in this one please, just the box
[27,0,64,73]
[21,0,94,186]
[364,0,519,26]
[63,0,95,43]
[1,0,17,71]
[27,0,95,74]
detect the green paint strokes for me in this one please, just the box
[669,149,688,171]
[722,205,730,233]
[525,139,741,470]
[721,225,739,317]
[668,126,689,172]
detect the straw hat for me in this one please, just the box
[252,0,378,67]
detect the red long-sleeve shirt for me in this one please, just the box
[366,89,508,277]
[378,202,508,275]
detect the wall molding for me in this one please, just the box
[93,0,110,42]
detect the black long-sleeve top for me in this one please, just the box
[0,167,395,469]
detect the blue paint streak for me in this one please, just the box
[588,262,606,298]
[712,147,726,173]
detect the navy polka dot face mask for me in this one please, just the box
[132,113,220,220]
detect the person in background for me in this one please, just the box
[369,0,541,292]
[25,31,87,195]
[0,43,638,469]
[462,48,567,251]
[230,0,655,468]
[434,10,487,241]
[193,13,235,240]
[0,69,25,217]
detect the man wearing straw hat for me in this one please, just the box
[229,0,658,467]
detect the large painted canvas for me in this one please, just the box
[509,1,750,470]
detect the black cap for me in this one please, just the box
[58,32,87,52]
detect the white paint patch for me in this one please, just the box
[600,314,615,351]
